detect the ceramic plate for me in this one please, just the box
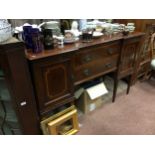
[93,32,103,38]
[64,38,79,43]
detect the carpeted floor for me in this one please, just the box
[77,79,155,135]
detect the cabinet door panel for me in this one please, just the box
[32,58,74,114]
[119,37,142,77]
[44,64,68,99]
[120,42,138,72]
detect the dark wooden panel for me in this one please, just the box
[0,42,40,134]
[120,43,138,72]
[118,36,143,78]
[31,56,74,115]
[45,64,68,98]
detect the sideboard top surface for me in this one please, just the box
[25,32,145,61]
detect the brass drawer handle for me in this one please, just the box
[83,69,91,76]
[82,55,92,63]
[71,74,74,80]
[107,48,114,55]
[105,63,112,68]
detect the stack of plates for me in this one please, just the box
[126,23,135,32]
[127,26,135,32]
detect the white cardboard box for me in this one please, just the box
[75,82,108,114]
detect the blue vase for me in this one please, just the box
[31,28,43,53]
[22,26,33,49]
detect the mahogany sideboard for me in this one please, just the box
[26,32,145,117]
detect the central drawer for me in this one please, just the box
[73,41,121,68]
[74,55,119,84]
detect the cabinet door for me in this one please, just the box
[32,57,74,115]
[119,37,142,77]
